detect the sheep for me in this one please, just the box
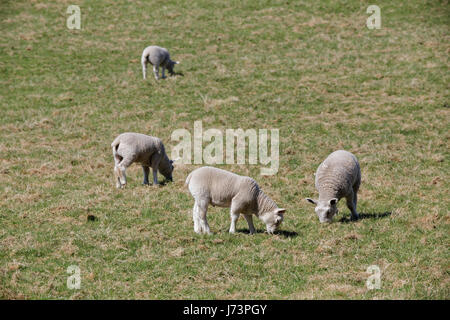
[111,132,174,188]
[306,150,361,223]
[185,166,286,235]
[141,46,179,80]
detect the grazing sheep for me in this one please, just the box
[306,150,361,223]
[185,166,286,235]
[111,132,174,188]
[141,46,179,80]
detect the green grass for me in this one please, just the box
[0,0,449,299]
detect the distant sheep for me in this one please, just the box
[141,46,179,80]
[111,132,174,188]
[185,166,286,235]
[306,150,361,223]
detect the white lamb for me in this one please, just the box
[111,132,174,188]
[306,150,361,223]
[141,46,179,80]
[185,166,286,235]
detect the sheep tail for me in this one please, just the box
[111,137,121,157]
[141,52,149,79]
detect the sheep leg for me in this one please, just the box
[114,166,122,189]
[153,65,160,80]
[142,166,150,185]
[151,168,158,185]
[117,166,128,187]
[192,202,201,233]
[229,199,244,233]
[352,192,359,220]
[161,67,166,79]
[150,155,161,185]
[196,198,211,235]
[230,197,247,233]
[346,191,359,221]
[229,211,239,234]
[115,157,133,188]
[243,214,256,234]
[352,182,360,219]
[113,152,122,188]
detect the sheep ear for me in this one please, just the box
[329,198,338,206]
[306,198,317,205]
[276,208,286,214]
[169,160,174,164]
[175,61,180,64]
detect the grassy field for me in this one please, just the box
[0,0,449,299]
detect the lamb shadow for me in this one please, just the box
[145,74,183,85]
[158,179,173,186]
[275,230,299,238]
[236,228,298,238]
[144,179,172,187]
[170,71,184,77]
[339,211,392,223]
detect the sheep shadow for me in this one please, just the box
[235,228,299,238]
[143,179,172,187]
[338,211,392,223]
[145,73,184,85]
[171,71,184,77]
[157,179,173,186]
